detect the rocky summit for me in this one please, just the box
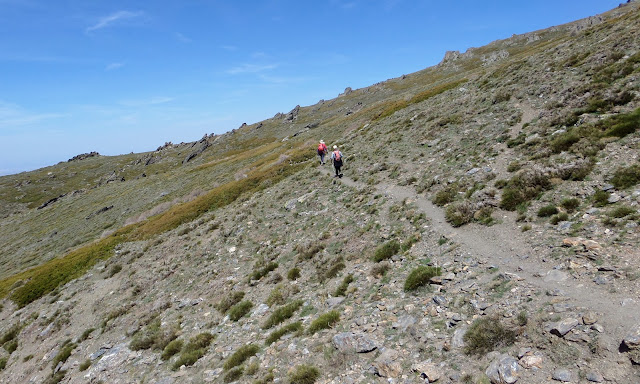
[1,2,640,384]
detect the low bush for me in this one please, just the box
[224,366,244,383]
[249,262,278,282]
[608,206,637,219]
[308,311,340,334]
[78,360,91,371]
[593,190,611,207]
[433,183,461,206]
[130,318,177,351]
[445,202,474,227]
[370,262,391,278]
[228,300,253,321]
[333,274,354,297]
[463,316,517,356]
[224,344,260,371]
[372,240,400,262]
[404,266,441,292]
[216,291,245,313]
[550,212,569,225]
[0,357,6,370]
[161,339,183,361]
[610,164,640,190]
[287,267,301,281]
[288,364,320,384]
[561,198,580,212]
[52,340,76,369]
[262,300,304,330]
[537,205,558,217]
[171,332,214,370]
[265,322,303,345]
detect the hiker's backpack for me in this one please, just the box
[333,150,341,161]
[318,143,326,153]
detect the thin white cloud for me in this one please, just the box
[105,62,124,71]
[175,33,192,43]
[118,96,175,107]
[221,45,238,51]
[0,101,66,128]
[226,63,278,75]
[86,10,144,33]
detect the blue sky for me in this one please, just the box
[0,0,624,176]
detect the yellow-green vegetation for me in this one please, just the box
[608,206,637,219]
[288,364,320,384]
[444,202,475,227]
[262,300,304,330]
[560,198,580,213]
[0,357,7,370]
[78,359,91,371]
[4,226,134,308]
[287,267,301,280]
[404,266,441,292]
[253,371,275,384]
[249,262,278,282]
[537,204,559,217]
[333,274,354,297]
[307,311,340,334]
[499,170,551,211]
[223,366,245,383]
[372,240,400,262]
[610,164,640,190]
[78,327,95,343]
[161,339,184,361]
[52,340,76,369]
[223,344,260,370]
[265,322,303,345]
[129,317,178,351]
[216,291,245,313]
[171,332,215,371]
[228,300,254,321]
[463,316,517,356]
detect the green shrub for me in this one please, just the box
[79,359,91,371]
[500,171,551,211]
[404,266,441,291]
[262,300,304,329]
[550,131,581,153]
[560,198,580,213]
[308,311,340,334]
[322,260,345,281]
[601,107,640,138]
[287,267,301,280]
[216,291,245,313]
[550,212,569,225]
[500,188,525,211]
[78,327,95,342]
[224,366,245,383]
[253,371,275,384]
[608,206,637,218]
[161,339,183,360]
[537,205,558,217]
[107,264,122,278]
[0,357,6,370]
[224,344,260,371]
[372,240,400,262]
[229,300,253,321]
[3,339,17,354]
[445,202,474,227]
[433,184,460,206]
[265,322,303,345]
[506,161,522,173]
[333,274,354,297]
[593,190,611,207]
[296,243,324,261]
[610,164,640,190]
[171,332,214,370]
[463,317,517,356]
[130,318,177,351]
[52,341,76,369]
[249,262,278,282]
[370,262,391,277]
[288,364,320,384]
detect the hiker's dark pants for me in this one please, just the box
[318,152,325,164]
[334,160,342,176]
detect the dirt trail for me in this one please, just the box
[324,166,637,356]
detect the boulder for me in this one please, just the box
[332,332,377,354]
[411,361,442,382]
[485,354,521,384]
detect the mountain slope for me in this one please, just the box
[1,2,639,383]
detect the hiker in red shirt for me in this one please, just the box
[331,145,344,178]
[317,140,328,165]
